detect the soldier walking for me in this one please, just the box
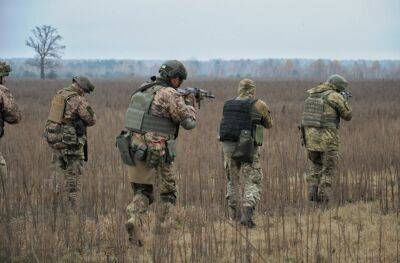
[43,76,96,212]
[117,60,197,246]
[300,74,352,204]
[0,61,21,190]
[219,79,273,228]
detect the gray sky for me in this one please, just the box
[1,0,399,60]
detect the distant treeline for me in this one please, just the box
[4,58,400,79]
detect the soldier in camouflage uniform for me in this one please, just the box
[219,79,273,228]
[300,74,352,204]
[119,60,196,246]
[0,62,21,190]
[43,76,96,212]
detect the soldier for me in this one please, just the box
[219,79,273,228]
[0,61,21,188]
[117,60,196,246]
[300,74,352,204]
[43,76,96,212]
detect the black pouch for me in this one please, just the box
[116,131,135,166]
[232,130,254,163]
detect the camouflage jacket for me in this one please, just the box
[131,79,196,158]
[237,94,273,129]
[304,83,352,151]
[0,84,21,139]
[44,85,96,153]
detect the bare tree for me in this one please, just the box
[26,25,66,79]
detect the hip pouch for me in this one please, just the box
[165,139,177,164]
[232,130,254,163]
[116,131,136,166]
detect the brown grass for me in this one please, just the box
[0,78,399,262]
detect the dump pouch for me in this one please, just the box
[116,131,135,166]
[254,125,264,146]
[232,130,254,163]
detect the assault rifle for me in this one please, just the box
[74,119,88,162]
[176,87,215,108]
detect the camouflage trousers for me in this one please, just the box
[126,162,177,228]
[222,142,263,209]
[51,149,83,211]
[306,149,338,198]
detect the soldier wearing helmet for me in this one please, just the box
[219,79,273,228]
[43,76,96,212]
[0,61,21,190]
[300,74,352,204]
[119,60,196,246]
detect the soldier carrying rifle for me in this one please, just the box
[43,76,96,213]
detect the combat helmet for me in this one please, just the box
[327,74,349,92]
[0,61,12,77]
[159,60,187,80]
[73,76,95,93]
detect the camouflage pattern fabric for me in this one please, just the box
[303,83,352,201]
[51,150,83,211]
[223,142,262,208]
[306,149,338,199]
[304,83,352,152]
[222,82,273,209]
[126,79,196,242]
[0,84,20,195]
[0,85,21,126]
[45,84,96,210]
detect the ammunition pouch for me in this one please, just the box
[254,125,264,146]
[232,130,254,163]
[298,125,307,147]
[165,139,177,164]
[116,131,136,166]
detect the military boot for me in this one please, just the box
[125,218,143,247]
[228,206,241,221]
[307,185,319,202]
[240,206,256,229]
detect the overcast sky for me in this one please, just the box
[1,0,399,60]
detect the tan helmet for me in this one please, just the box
[238,78,256,96]
[72,76,95,93]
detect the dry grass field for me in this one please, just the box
[0,78,399,262]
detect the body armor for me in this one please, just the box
[219,98,257,141]
[301,90,339,128]
[47,90,78,124]
[125,84,178,136]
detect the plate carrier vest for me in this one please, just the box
[301,90,340,128]
[219,98,258,141]
[125,83,178,136]
[47,90,78,124]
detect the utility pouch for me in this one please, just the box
[116,131,135,166]
[254,125,264,146]
[232,130,254,163]
[165,139,177,164]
